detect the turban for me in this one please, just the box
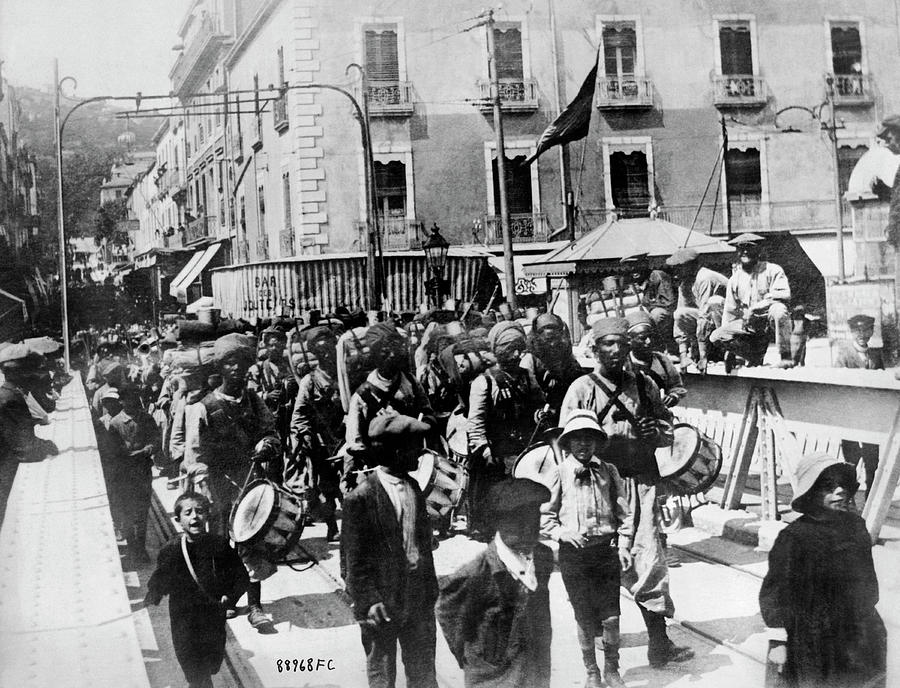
[213,333,254,363]
[98,359,126,380]
[625,310,654,331]
[488,321,526,354]
[591,317,629,341]
[533,313,564,334]
[367,322,407,356]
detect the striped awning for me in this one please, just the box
[210,250,489,319]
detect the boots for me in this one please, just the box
[577,624,604,688]
[601,617,626,688]
[678,342,692,373]
[639,604,695,668]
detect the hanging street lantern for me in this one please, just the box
[422,222,450,307]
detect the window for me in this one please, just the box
[603,24,636,80]
[257,184,268,259]
[837,144,868,196]
[494,24,524,82]
[365,26,399,82]
[609,151,650,215]
[830,22,867,99]
[597,18,651,106]
[483,141,541,241]
[725,148,762,212]
[491,154,533,216]
[253,74,263,146]
[374,160,407,220]
[719,21,753,76]
[282,171,292,229]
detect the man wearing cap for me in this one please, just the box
[0,345,57,464]
[90,359,129,417]
[710,233,792,368]
[622,253,677,352]
[342,412,439,688]
[560,317,694,669]
[249,326,297,471]
[466,321,546,539]
[437,478,554,688]
[666,247,729,373]
[184,332,281,630]
[290,325,344,541]
[344,323,436,491]
[834,314,884,370]
[626,310,686,408]
[760,453,886,688]
[541,411,634,688]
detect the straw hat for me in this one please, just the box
[558,410,607,449]
[791,453,857,512]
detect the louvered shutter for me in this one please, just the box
[719,23,753,75]
[493,25,524,80]
[365,28,399,81]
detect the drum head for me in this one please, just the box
[408,451,436,492]
[513,441,561,491]
[231,481,276,544]
[657,424,700,478]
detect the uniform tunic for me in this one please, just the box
[559,371,675,615]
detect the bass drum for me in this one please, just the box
[512,440,563,492]
[409,450,467,524]
[229,479,306,560]
[656,424,723,496]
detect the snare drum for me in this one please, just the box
[656,424,722,496]
[230,479,306,559]
[512,440,563,492]
[409,450,466,521]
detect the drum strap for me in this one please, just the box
[588,373,636,425]
[180,535,219,607]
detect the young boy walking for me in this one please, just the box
[542,410,634,688]
[145,493,249,688]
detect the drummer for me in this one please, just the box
[526,313,584,422]
[466,321,546,541]
[290,325,344,542]
[249,326,298,472]
[344,323,436,494]
[560,317,695,669]
[626,311,686,408]
[183,333,281,631]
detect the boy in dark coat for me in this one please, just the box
[146,493,249,688]
[342,411,439,688]
[437,478,554,688]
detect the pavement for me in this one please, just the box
[139,470,900,688]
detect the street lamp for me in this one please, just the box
[422,222,449,307]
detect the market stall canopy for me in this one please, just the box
[524,216,734,278]
[169,242,222,303]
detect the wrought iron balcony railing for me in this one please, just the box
[482,213,548,243]
[829,73,875,106]
[476,78,539,112]
[273,95,289,131]
[366,81,415,117]
[595,76,654,109]
[657,199,850,235]
[184,215,216,244]
[279,228,295,256]
[256,237,269,261]
[354,218,424,250]
[712,75,767,107]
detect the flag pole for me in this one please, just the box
[485,10,518,309]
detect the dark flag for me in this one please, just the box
[522,56,598,166]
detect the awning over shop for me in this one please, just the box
[525,216,734,278]
[169,242,222,303]
[210,249,491,320]
[488,254,548,296]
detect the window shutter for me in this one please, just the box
[719,23,753,75]
[365,28,399,81]
[282,172,292,229]
[725,148,762,199]
[492,155,533,215]
[493,25,524,80]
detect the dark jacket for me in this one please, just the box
[341,471,438,622]
[437,540,553,688]
[759,510,886,688]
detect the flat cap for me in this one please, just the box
[368,411,431,443]
[100,388,120,401]
[728,232,765,246]
[620,251,649,263]
[877,114,900,137]
[665,247,699,266]
[488,478,551,519]
[848,314,876,330]
[591,317,629,340]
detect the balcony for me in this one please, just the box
[829,73,875,107]
[658,200,850,235]
[273,96,289,132]
[169,13,233,99]
[354,218,424,250]
[482,213,548,244]
[595,76,654,109]
[712,75,767,107]
[366,81,415,117]
[256,237,269,261]
[184,215,216,245]
[279,228,295,256]
[476,78,539,113]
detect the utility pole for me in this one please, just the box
[721,115,732,238]
[54,59,71,369]
[824,75,847,282]
[548,0,575,241]
[484,9,518,309]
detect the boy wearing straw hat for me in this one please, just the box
[542,410,634,688]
